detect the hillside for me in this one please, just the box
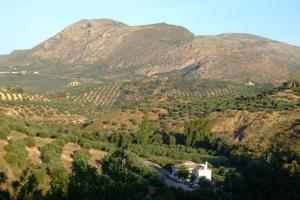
[0,19,300,89]
[0,80,299,199]
[75,80,300,151]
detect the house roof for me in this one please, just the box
[175,161,206,169]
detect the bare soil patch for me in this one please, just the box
[61,143,81,171]
[89,149,107,167]
[26,146,42,165]
[34,137,55,147]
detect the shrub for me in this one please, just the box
[73,149,91,163]
[0,125,10,140]
[24,137,35,147]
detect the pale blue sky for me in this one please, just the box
[0,0,299,54]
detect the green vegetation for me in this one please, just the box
[73,149,91,163]
[0,143,299,200]
[4,140,30,168]
[176,166,190,181]
[137,118,155,145]
[0,79,299,199]
[185,118,213,147]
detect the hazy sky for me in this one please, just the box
[1,0,299,54]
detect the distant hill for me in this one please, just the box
[0,19,300,85]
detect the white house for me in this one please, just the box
[171,161,212,182]
[246,81,255,86]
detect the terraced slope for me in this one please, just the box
[0,101,85,123]
[0,91,48,101]
[0,138,110,179]
[0,103,85,123]
[115,79,275,106]
[67,83,121,106]
[164,84,274,98]
[0,89,86,122]
[0,136,108,179]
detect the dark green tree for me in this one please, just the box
[185,118,213,147]
[15,171,42,200]
[223,145,300,200]
[0,172,7,185]
[67,161,108,200]
[46,167,68,200]
[0,171,10,200]
[136,118,155,145]
[186,188,218,200]
[100,148,146,199]
[176,166,189,181]
[189,173,197,183]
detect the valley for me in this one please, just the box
[0,75,299,199]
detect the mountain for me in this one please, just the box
[0,19,300,84]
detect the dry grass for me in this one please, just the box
[0,104,85,124]
[89,149,107,167]
[30,114,85,123]
[0,139,15,179]
[273,90,300,102]
[61,143,81,171]
[34,137,55,147]
[7,130,27,141]
[209,109,300,149]
[26,146,42,165]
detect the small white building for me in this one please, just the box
[246,81,255,86]
[171,161,212,182]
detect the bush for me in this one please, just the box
[24,137,35,147]
[73,149,91,163]
[102,120,111,125]
[111,122,117,126]
[4,140,29,168]
[0,125,10,140]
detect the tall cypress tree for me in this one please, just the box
[136,118,155,145]
[185,118,213,147]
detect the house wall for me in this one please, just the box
[196,169,211,181]
[171,165,212,182]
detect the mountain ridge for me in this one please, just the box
[0,19,300,84]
